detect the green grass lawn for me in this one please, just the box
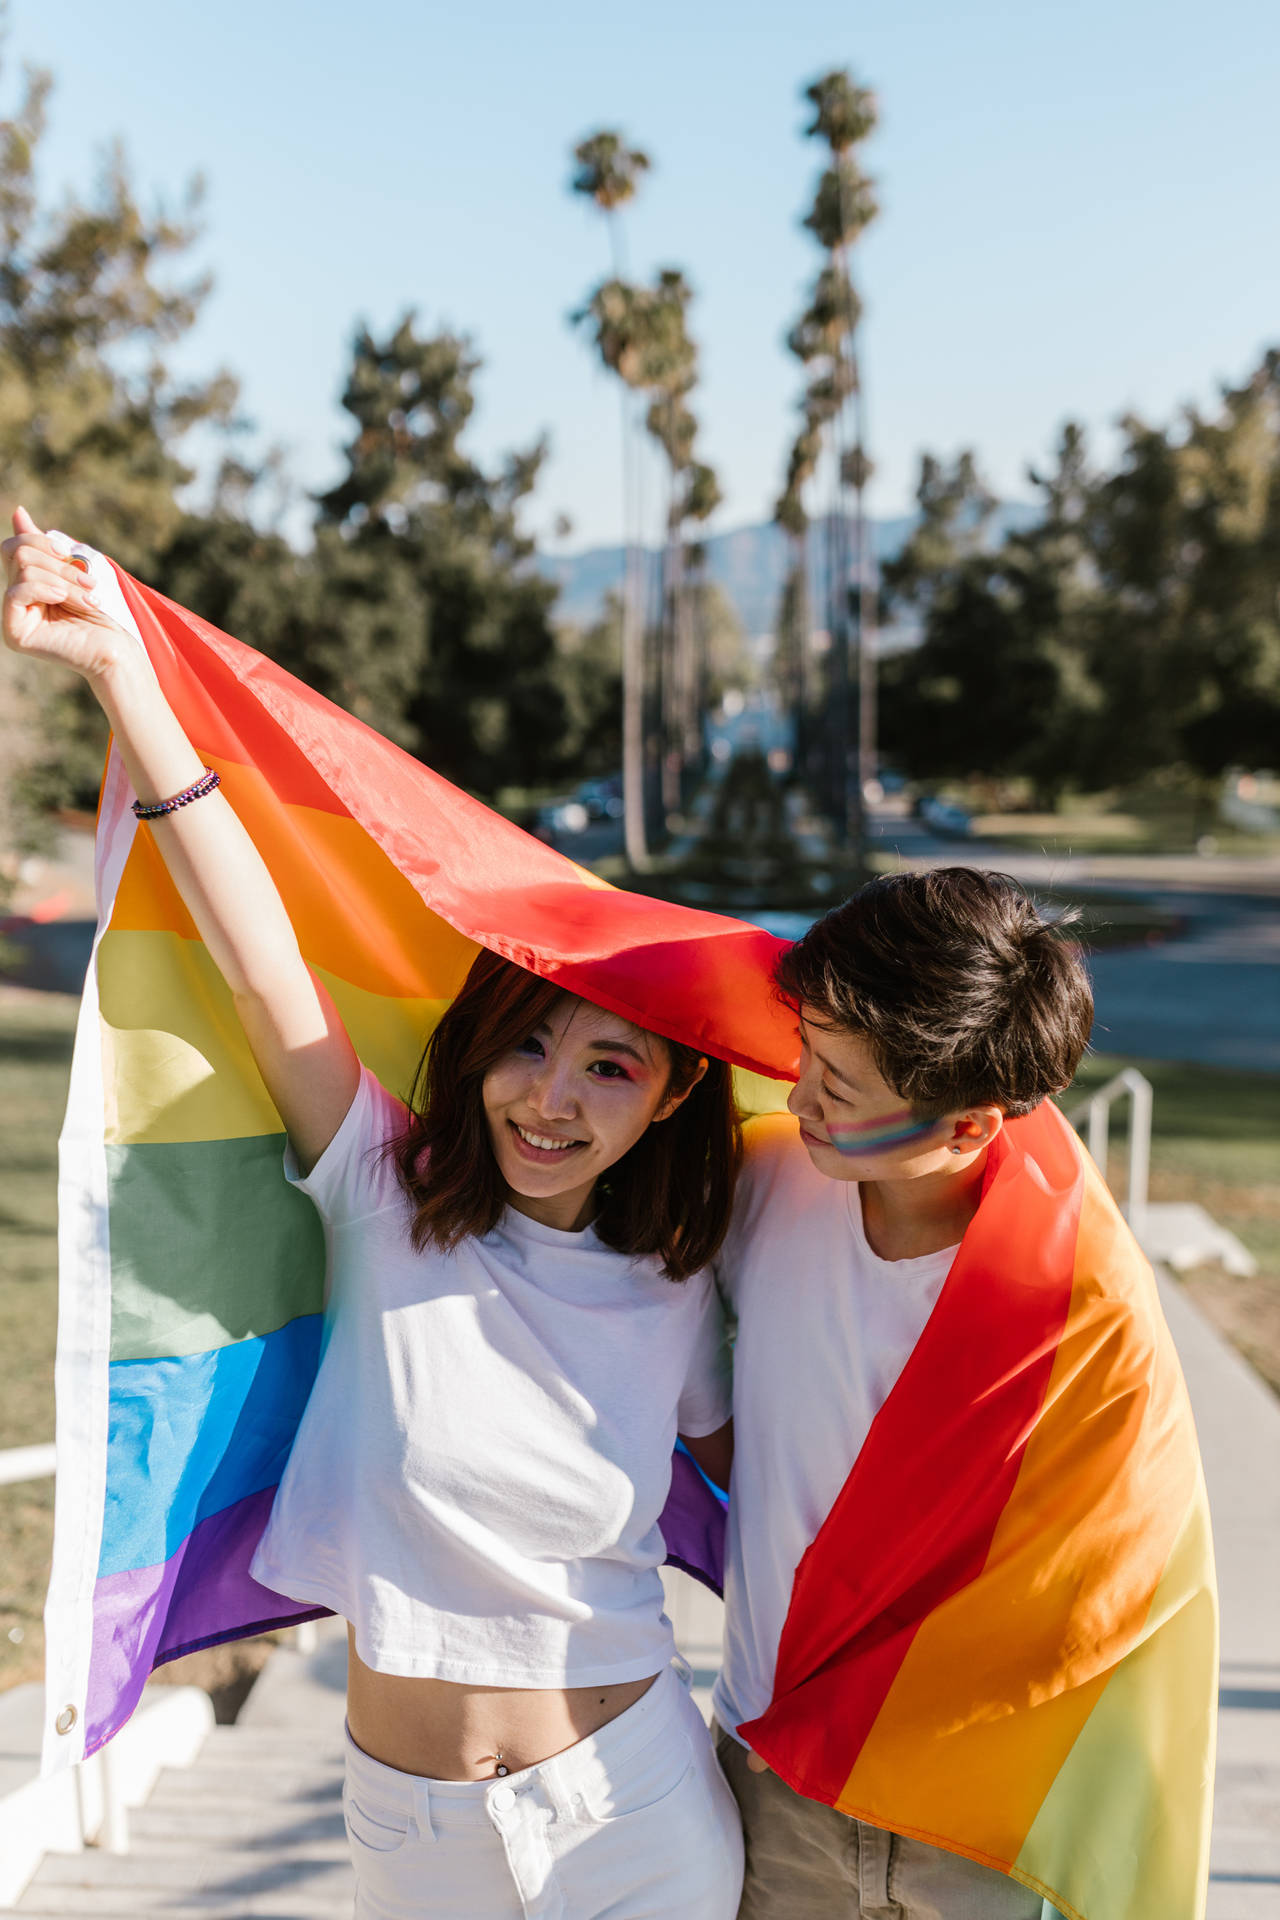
[0,989,76,1690]
[0,989,280,1709]
[945,779,1280,859]
[1,994,1275,1696]
[1064,1053,1280,1396]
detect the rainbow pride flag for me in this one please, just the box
[42,539,795,1776]
[42,543,1216,1920]
[739,1101,1218,1920]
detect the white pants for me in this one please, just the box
[342,1664,745,1918]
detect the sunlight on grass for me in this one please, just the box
[0,990,76,1688]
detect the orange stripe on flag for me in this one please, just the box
[835,1159,1195,1866]
[111,762,480,1002]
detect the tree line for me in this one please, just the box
[875,368,1280,810]
[7,33,1271,864]
[0,40,868,872]
[2,51,739,831]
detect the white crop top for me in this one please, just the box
[250,1067,731,1688]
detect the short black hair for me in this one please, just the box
[775,868,1094,1119]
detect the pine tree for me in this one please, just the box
[880,441,1101,808]
[0,53,239,816]
[313,316,567,796]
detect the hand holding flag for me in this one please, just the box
[2,508,120,674]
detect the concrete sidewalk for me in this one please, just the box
[14,1271,1278,1916]
[1159,1275,1280,1918]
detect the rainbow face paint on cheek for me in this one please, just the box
[824,1107,942,1156]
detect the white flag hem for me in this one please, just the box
[41,541,144,1777]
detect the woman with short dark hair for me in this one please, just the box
[5,509,744,1919]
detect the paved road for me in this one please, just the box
[870,807,1280,1073]
[756,806,1280,1075]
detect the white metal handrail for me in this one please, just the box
[0,1441,131,1854]
[0,1442,56,1487]
[0,1440,319,1662]
[1065,1067,1152,1238]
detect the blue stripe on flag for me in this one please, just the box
[98,1314,322,1577]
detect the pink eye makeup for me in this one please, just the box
[825,1107,941,1156]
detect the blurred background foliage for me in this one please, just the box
[876,385,1280,816]
[0,53,645,827]
[0,43,1276,853]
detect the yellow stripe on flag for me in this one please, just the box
[110,762,480,1000]
[100,929,451,1145]
[1014,1483,1218,1920]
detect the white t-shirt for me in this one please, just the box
[251,1067,731,1688]
[711,1112,957,1744]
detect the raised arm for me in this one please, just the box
[3,509,358,1172]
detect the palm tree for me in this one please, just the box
[570,132,650,272]
[680,461,722,784]
[801,69,880,847]
[577,260,718,835]
[570,131,653,868]
[637,268,699,815]
[774,421,820,774]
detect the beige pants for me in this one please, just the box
[713,1723,1057,1920]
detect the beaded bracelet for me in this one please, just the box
[131,768,222,821]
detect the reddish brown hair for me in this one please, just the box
[776,868,1093,1119]
[389,948,741,1280]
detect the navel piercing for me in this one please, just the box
[494,1750,510,1778]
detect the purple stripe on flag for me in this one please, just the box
[660,1447,727,1597]
[85,1483,328,1756]
[86,1443,722,1755]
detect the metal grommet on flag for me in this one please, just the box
[55,1705,77,1735]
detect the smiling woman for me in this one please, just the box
[4,511,748,1920]
[391,947,735,1272]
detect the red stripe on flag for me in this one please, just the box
[115,572,354,817]
[739,1102,1082,1798]
[113,565,800,1081]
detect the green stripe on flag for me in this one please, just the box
[107,1134,326,1362]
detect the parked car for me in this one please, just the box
[576,777,624,822]
[915,795,973,838]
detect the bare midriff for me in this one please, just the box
[345,1628,660,1780]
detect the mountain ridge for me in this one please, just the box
[539,504,1039,636]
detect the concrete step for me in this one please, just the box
[1211,1792,1280,1835]
[126,1802,347,1850]
[16,1845,355,1914]
[1206,1887,1280,1920]
[16,1890,356,1914]
[200,1725,344,1757]
[16,1909,349,1920]
[1209,1829,1280,1876]
[144,1763,344,1804]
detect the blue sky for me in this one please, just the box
[17,0,1280,551]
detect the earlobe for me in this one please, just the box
[654,1056,709,1125]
